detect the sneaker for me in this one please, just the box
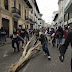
[48,56,51,60]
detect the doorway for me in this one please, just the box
[2,18,9,37]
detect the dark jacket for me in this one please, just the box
[10,34,24,43]
[39,34,48,45]
[20,29,28,38]
[60,31,72,57]
[54,28,64,38]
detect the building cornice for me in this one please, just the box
[34,0,40,13]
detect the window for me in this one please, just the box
[64,13,68,22]
[69,13,72,19]
[19,4,21,11]
[4,0,8,10]
[13,0,16,7]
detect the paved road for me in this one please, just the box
[0,37,35,72]
[0,39,71,72]
[0,43,22,72]
[19,42,71,72]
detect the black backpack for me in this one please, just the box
[56,31,63,38]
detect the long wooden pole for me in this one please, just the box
[8,42,41,72]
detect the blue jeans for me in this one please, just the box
[57,38,62,48]
[42,41,50,56]
[12,40,19,51]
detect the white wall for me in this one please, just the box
[58,0,64,27]
[64,0,71,9]
[29,0,41,29]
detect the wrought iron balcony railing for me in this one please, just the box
[12,7,21,15]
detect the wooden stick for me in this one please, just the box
[8,42,41,72]
[21,35,34,57]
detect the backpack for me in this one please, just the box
[56,31,63,38]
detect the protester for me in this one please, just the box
[1,27,6,44]
[45,29,48,35]
[51,28,56,47]
[53,26,64,49]
[50,28,55,39]
[64,26,70,38]
[34,29,40,45]
[25,28,29,43]
[59,31,72,72]
[39,31,51,60]
[47,28,51,44]
[47,27,49,33]
[17,29,20,35]
[20,28,26,39]
[10,31,24,52]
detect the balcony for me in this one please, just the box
[25,16,37,24]
[24,0,32,8]
[64,0,72,13]
[12,7,21,18]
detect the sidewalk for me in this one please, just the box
[0,38,11,47]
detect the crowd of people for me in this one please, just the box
[0,25,72,71]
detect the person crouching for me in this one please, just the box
[10,31,24,52]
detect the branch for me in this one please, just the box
[8,41,41,72]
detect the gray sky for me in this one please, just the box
[36,0,58,23]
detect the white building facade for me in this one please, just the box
[58,0,64,27]
[64,0,72,28]
[29,0,42,29]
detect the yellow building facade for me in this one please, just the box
[0,0,32,37]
